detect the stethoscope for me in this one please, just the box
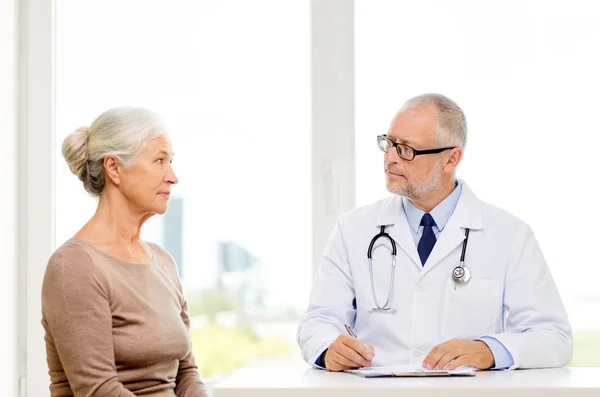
[367,225,471,312]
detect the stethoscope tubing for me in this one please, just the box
[367,225,471,311]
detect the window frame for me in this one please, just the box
[18,0,56,395]
[19,0,356,394]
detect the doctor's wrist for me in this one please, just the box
[317,349,328,368]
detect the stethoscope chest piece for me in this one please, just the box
[451,228,472,286]
[452,265,471,285]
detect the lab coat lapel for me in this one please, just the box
[375,196,422,269]
[420,182,484,276]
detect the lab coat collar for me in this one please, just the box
[420,182,484,274]
[375,181,483,230]
[374,181,484,271]
[374,195,421,267]
[443,181,484,231]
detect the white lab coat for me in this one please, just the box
[297,182,572,370]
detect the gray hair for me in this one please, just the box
[62,107,167,196]
[402,93,467,148]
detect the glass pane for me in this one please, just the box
[356,0,600,366]
[56,0,310,378]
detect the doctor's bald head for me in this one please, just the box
[399,93,467,149]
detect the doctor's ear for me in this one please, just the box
[443,148,463,172]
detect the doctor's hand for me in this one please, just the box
[422,339,494,371]
[324,334,375,372]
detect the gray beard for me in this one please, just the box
[386,165,443,201]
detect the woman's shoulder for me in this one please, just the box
[45,239,107,279]
[49,238,94,264]
[146,242,180,276]
[42,240,116,322]
[146,241,176,264]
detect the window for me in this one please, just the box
[355,0,600,365]
[56,0,310,378]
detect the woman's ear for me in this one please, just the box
[104,155,121,186]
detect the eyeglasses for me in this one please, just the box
[377,135,455,161]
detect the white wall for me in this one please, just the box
[0,0,19,394]
[354,1,600,332]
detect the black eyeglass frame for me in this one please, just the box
[377,134,456,161]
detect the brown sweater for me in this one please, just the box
[41,239,207,397]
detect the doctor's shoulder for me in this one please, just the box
[336,196,397,227]
[477,198,536,240]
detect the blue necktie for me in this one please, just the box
[418,213,436,266]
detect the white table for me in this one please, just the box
[213,367,600,397]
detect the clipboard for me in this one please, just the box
[344,365,477,378]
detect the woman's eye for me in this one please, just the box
[156,158,164,164]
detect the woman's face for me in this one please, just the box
[119,135,178,215]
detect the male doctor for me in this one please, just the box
[297,93,572,372]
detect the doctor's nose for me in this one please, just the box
[384,146,401,163]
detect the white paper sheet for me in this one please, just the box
[344,364,477,378]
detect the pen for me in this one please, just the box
[345,324,357,338]
[345,324,377,367]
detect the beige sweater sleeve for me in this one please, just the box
[42,246,136,397]
[175,298,208,397]
[151,243,207,397]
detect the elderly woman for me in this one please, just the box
[42,107,206,396]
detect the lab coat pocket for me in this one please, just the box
[441,278,500,340]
